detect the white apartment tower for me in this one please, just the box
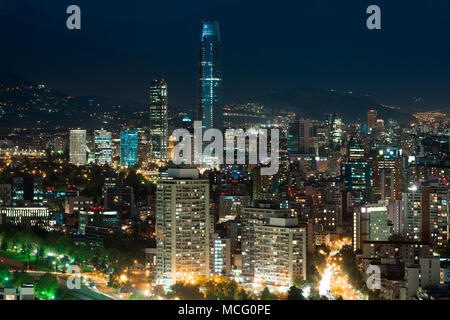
[69,129,87,166]
[156,168,210,287]
[254,217,306,287]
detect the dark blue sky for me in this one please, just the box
[1,0,449,108]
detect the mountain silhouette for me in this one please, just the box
[245,87,413,123]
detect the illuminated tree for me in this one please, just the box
[35,273,58,300]
[0,264,11,285]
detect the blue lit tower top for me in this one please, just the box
[197,21,223,132]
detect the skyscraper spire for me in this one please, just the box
[197,21,223,132]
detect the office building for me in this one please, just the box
[0,207,51,230]
[374,147,402,201]
[94,129,112,165]
[104,186,136,218]
[120,130,138,166]
[197,21,223,132]
[368,109,377,131]
[78,209,119,245]
[149,79,169,161]
[65,196,94,215]
[353,201,391,251]
[342,160,372,202]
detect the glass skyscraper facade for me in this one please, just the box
[94,129,112,165]
[197,21,223,132]
[120,130,138,166]
[149,79,169,161]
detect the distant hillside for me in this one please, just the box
[0,69,144,128]
[245,88,413,124]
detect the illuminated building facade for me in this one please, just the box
[374,147,402,201]
[342,160,372,202]
[120,130,138,166]
[288,118,318,156]
[209,233,231,276]
[78,209,119,245]
[241,203,291,281]
[403,186,449,246]
[330,115,344,149]
[197,21,223,132]
[94,129,112,165]
[149,79,169,161]
[156,169,210,287]
[353,201,391,251]
[253,218,306,287]
[69,129,86,166]
[367,109,377,131]
[0,207,50,230]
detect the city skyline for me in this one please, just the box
[0,0,449,305]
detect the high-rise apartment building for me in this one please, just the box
[253,217,306,287]
[210,233,231,276]
[69,129,87,166]
[149,79,169,161]
[403,185,449,246]
[241,202,291,281]
[156,168,210,287]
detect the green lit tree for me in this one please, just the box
[0,264,11,285]
[35,273,58,300]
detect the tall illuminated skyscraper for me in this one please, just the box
[367,109,377,131]
[149,79,169,161]
[69,129,86,166]
[94,129,112,165]
[120,130,138,166]
[197,21,223,132]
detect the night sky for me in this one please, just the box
[1,0,450,109]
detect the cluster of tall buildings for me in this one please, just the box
[1,20,449,300]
